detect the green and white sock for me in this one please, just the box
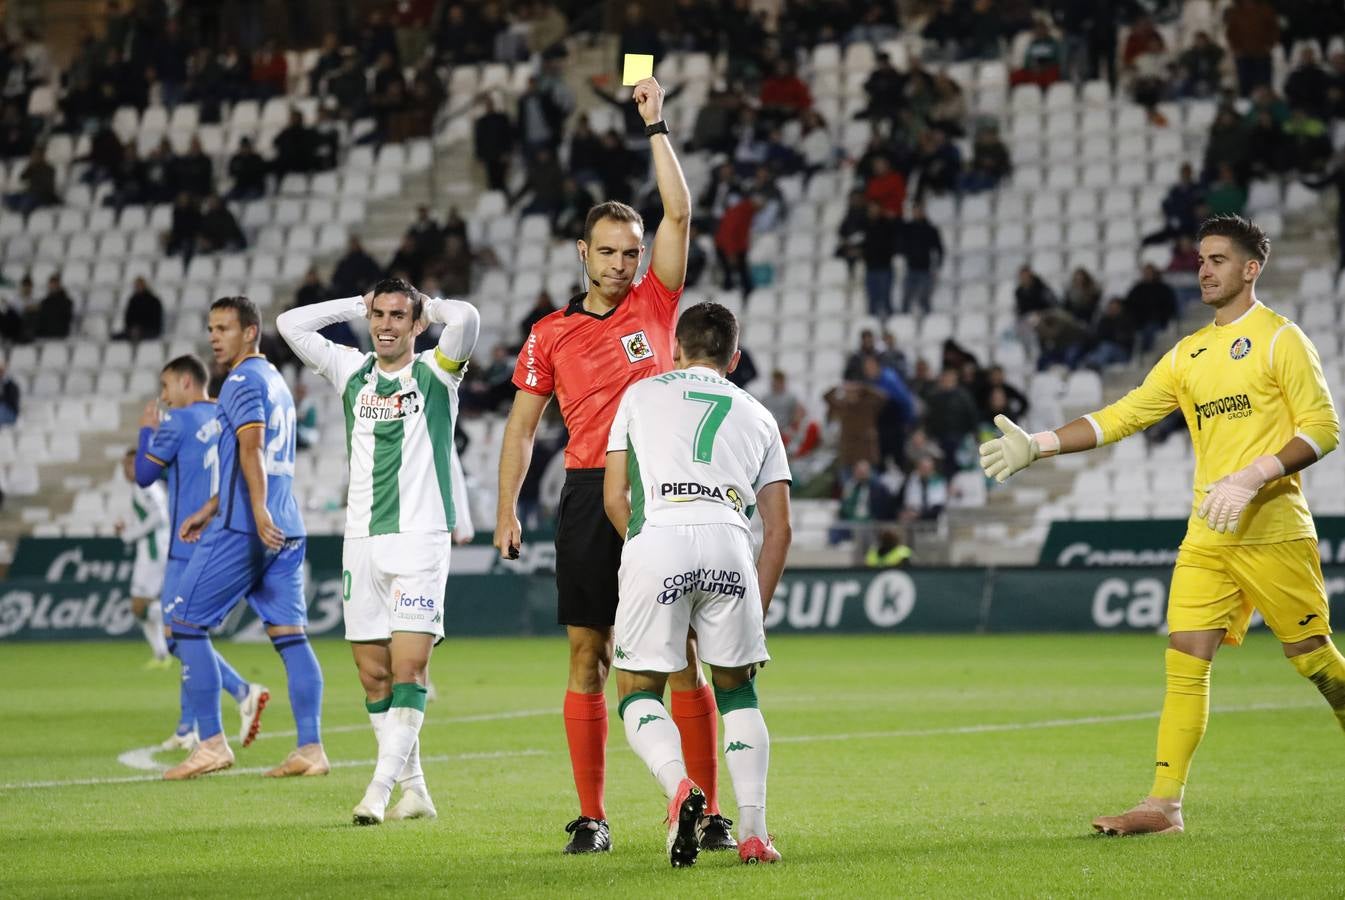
[367,695,427,796]
[368,683,426,806]
[620,692,686,798]
[718,681,770,841]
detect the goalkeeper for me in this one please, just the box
[981,215,1341,836]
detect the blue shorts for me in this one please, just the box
[173,526,308,629]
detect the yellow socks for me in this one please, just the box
[1290,642,1345,733]
[1150,649,1212,800]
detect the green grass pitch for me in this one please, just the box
[2,632,1343,897]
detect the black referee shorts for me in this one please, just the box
[554,468,624,628]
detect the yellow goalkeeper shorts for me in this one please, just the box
[1167,538,1331,645]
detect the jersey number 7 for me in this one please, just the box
[684,391,733,464]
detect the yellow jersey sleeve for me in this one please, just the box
[1086,347,1181,445]
[1270,323,1339,460]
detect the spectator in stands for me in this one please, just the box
[1078,296,1136,371]
[904,426,943,471]
[196,194,246,254]
[843,329,879,381]
[975,366,1029,422]
[825,379,887,476]
[877,330,909,378]
[1327,50,1345,120]
[115,277,163,342]
[250,40,288,99]
[927,71,968,137]
[1124,263,1178,352]
[473,95,515,193]
[1225,0,1280,95]
[761,369,804,432]
[331,236,383,298]
[328,48,368,116]
[5,144,56,214]
[591,76,683,155]
[1203,105,1250,182]
[518,291,557,346]
[1285,45,1331,117]
[82,121,123,185]
[1303,150,1345,275]
[1282,107,1333,174]
[1205,163,1248,216]
[294,381,318,450]
[460,343,518,414]
[861,202,901,319]
[517,147,566,217]
[759,58,812,124]
[164,192,200,260]
[908,357,937,404]
[436,233,473,298]
[1174,31,1226,99]
[864,155,907,216]
[899,202,944,315]
[714,192,759,297]
[0,282,25,343]
[553,177,595,241]
[172,136,215,199]
[226,137,267,200]
[151,18,190,109]
[1062,267,1101,323]
[294,266,325,308]
[33,274,73,340]
[866,525,912,567]
[517,75,569,157]
[0,362,19,426]
[272,109,316,184]
[1014,265,1057,318]
[1168,234,1201,275]
[689,87,739,155]
[105,144,146,208]
[961,125,1011,192]
[1145,162,1204,246]
[1034,307,1088,369]
[183,46,228,123]
[831,459,895,545]
[1012,19,1063,88]
[1122,17,1170,119]
[865,355,916,472]
[142,139,177,205]
[726,344,759,390]
[923,367,980,476]
[403,205,441,264]
[912,128,962,198]
[899,457,947,523]
[386,234,425,284]
[0,102,34,159]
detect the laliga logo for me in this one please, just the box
[394,589,435,611]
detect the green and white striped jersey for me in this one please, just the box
[124,481,169,563]
[606,365,792,538]
[277,295,477,539]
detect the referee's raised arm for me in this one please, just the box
[633,77,692,292]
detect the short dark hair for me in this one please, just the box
[210,295,261,334]
[583,200,643,244]
[370,276,423,319]
[1197,214,1270,265]
[162,354,208,386]
[676,302,738,368]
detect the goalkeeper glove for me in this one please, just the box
[978,414,1061,483]
[1196,454,1283,534]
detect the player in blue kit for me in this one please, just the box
[164,297,326,780]
[135,354,269,752]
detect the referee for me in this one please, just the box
[494,77,735,854]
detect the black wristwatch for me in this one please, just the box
[644,120,669,137]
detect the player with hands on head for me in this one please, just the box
[981,215,1341,836]
[495,75,739,854]
[278,277,479,825]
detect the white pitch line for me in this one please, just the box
[2,700,1319,793]
[1,749,549,791]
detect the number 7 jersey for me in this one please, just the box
[607,365,791,537]
[216,354,305,537]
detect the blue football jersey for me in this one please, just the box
[215,355,305,537]
[143,400,222,561]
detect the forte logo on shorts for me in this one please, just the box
[658,568,746,604]
[1229,336,1252,360]
[620,330,654,364]
[660,482,745,512]
[1193,392,1253,430]
[357,389,422,420]
[393,589,435,611]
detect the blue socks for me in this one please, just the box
[172,625,223,740]
[169,636,250,734]
[216,652,249,704]
[167,637,193,734]
[272,634,323,746]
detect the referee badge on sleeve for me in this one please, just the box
[621,330,654,364]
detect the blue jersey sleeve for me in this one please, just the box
[221,370,267,433]
[138,416,182,486]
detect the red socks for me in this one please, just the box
[672,684,720,815]
[563,690,608,820]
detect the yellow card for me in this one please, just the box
[622,53,654,86]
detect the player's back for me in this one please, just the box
[216,355,305,538]
[618,366,786,535]
[160,400,222,560]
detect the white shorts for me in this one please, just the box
[614,523,769,673]
[343,531,451,641]
[131,554,166,599]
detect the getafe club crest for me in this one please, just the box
[1229,336,1251,360]
[621,330,653,364]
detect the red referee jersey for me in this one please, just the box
[513,269,682,469]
